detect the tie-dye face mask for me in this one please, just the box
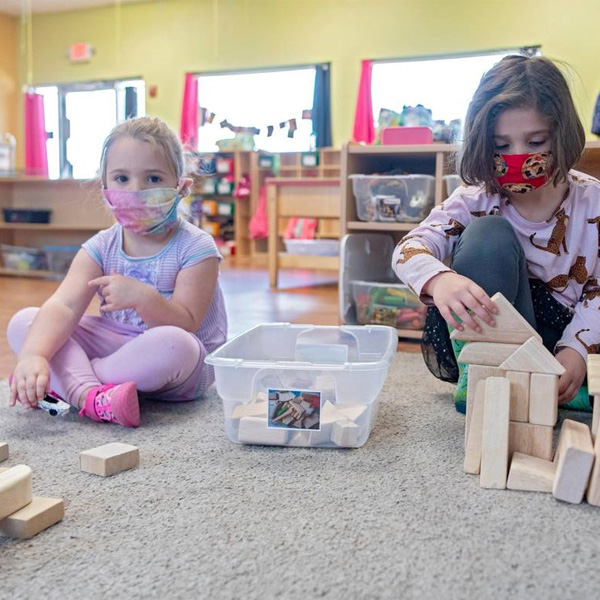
[103,187,182,235]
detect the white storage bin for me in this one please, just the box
[350,174,435,223]
[205,323,397,448]
[283,239,340,256]
[443,174,463,197]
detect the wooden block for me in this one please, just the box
[499,337,565,376]
[0,465,33,520]
[593,396,600,441]
[507,452,556,493]
[509,421,554,461]
[80,443,139,477]
[336,404,368,423]
[480,377,511,489]
[588,355,600,394]
[553,419,594,504]
[586,430,600,506]
[0,443,8,462]
[238,417,290,445]
[506,371,530,422]
[231,402,268,421]
[451,292,542,344]
[529,373,558,426]
[458,342,520,366]
[465,365,505,447]
[307,401,341,445]
[0,497,64,539]
[464,381,485,474]
[331,419,360,447]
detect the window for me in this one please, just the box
[371,48,540,138]
[35,79,145,179]
[196,66,317,153]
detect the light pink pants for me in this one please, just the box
[7,307,213,407]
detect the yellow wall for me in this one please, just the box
[0,13,18,139]
[18,0,600,146]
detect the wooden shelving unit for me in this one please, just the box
[0,177,111,278]
[340,140,600,339]
[249,148,341,261]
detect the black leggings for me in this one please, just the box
[422,215,573,383]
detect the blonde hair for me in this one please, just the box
[99,117,184,185]
[459,55,585,197]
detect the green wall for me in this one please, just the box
[21,0,600,146]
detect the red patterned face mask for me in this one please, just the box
[494,152,552,193]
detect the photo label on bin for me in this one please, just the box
[267,389,322,431]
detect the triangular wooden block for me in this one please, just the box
[499,337,565,375]
[450,292,541,344]
[458,342,520,366]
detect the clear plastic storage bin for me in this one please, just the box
[443,174,463,197]
[1,244,47,271]
[44,245,80,274]
[350,174,435,223]
[283,239,340,256]
[352,280,426,330]
[205,323,397,448]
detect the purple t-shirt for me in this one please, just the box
[82,219,227,354]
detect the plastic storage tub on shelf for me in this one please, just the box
[1,244,47,271]
[44,245,80,274]
[283,239,340,256]
[3,208,51,224]
[352,280,426,330]
[350,174,435,223]
[443,174,463,197]
[205,323,397,448]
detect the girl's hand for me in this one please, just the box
[10,356,51,408]
[424,272,497,333]
[555,347,587,405]
[88,274,153,313]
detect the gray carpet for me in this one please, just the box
[1,352,599,600]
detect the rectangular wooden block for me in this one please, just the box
[238,417,290,445]
[466,365,505,448]
[231,402,268,421]
[0,443,8,463]
[509,421,554,461]
[480,377,511,489]
[458,342,520,367]
[80,443,139,477]
[506,371,530,422]
[592,395,600,440]
[586,430,600,507]
[553,419,594,504]
[331,419,360,447]
[529,373,558,426]
[0,465,33,520]
[0,497,64,539]
[507,452,556,493]
[464,380,485,474]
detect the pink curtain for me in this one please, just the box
[353,60,375,144]
[24,92,49,177]
[180,73,198,149]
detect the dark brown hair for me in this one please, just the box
[458,55,585,196]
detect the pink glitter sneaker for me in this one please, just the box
[79,382,140,428]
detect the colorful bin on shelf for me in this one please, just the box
[205,323,397,448]
[349,174,435,223]
[3,209,51,224]
[352,280,427,330]
[44,245,80,274]
[1,244,47,271]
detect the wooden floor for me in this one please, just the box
[0,257,418,377]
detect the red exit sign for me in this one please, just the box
[69,43,94,63]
